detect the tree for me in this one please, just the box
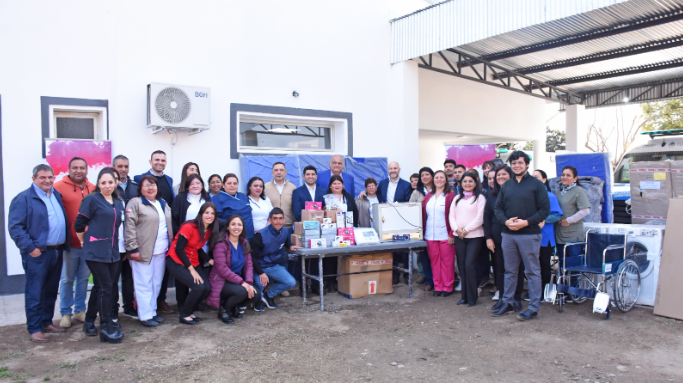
[546,127,565,152]
[585,107,651,169]
[642,99,683,132]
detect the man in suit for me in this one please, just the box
[377,162,412,204]
[293,165,326,222]
[316,154,355,198]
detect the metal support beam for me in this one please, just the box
[418,48,582,104]
[583,77,683,108]
[543,58,683,87]
[494,35,683,78]
[461,8,683,65]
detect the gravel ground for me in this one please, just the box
[0,283,681,383]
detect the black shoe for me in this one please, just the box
[441,291,452,297]
[152,316,164,323]
[491,300,505,311]
[231,308,243,319]
[253,303,265,312]
[456,299,467,305]
[403,275,410,284]
[491,303,514,317]
[99,323,124,344]
[218,310,234,324]
[467,303,476,307]
[513,300,522,312]
[179,317,197,325]
[111,320,121,332]
[191,316,202,322]
[197,302,210,312]
[517,309,538,321]
[327,284,337,294]
[83,322,97,336]
[262,295,278,309]
[433,291,441,297]
[122,310,138,319]
[141,319,159,327]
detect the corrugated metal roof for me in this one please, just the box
[390,0,628,64]
[393,0,683,105]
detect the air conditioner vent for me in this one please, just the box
[155,87,191,124]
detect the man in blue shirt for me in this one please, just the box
[8,164,69,343]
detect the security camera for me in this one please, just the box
[292,91,299,97]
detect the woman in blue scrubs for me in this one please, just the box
[211,173,255,239]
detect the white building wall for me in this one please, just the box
[1,0,412,277]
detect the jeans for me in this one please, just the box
[455,237,485,304]
[59,247,90,315]
[166,259,211,318]
[85,260,119,325]
[23,248,63,334]
[502,233,542,312]
[220,281,262,312]
[418,250,434,286]
[254,264,296,298]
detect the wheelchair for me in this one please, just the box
[555,230,641,320]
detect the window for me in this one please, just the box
[239,121,332,151]
[54,111,100,139]
[41,97,109,157]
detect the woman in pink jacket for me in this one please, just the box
[449,172,486,307]
[207,214,260,324]
[421,171,456,297]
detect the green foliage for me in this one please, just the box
[546,127,565,152]
[642,99,683,132]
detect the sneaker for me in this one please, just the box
[141,319,160,327]
[523,294,530,302]
[517,309,538,321]
[455,281,462,292]
[122,310,139,319]
[262,295,278,309]
[73,311,86,323]
[281,290,290,297]
[492,291,499,301]
[238,305,246,314]
[253,303,265,312]
[60,315,72,328]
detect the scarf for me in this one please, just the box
[560,182,577,196]
[462,191,474,200]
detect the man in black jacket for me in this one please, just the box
[113,155,138,318]
[492,151,549,321]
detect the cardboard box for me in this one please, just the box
[630,161,672,224]
[304,229,321,237]
[333,240,351,247]
[290,234,303,248]
[301,210,324,222]
[654,198,683,320]
[323,218,333,224]
[305,201,322,210]
[336,212,346,228]
[671,161,683,198]
[337,252,393,298]
[345,211,354,227]
[321,223,335,229]
[324,209,341,223]
[293,222,304,235]
[308,238,326,248]
[337,227,354,237]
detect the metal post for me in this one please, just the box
[319,256,324,311]
[301,255,307,303]
[408,249,413,299]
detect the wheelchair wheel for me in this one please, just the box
[568,274,591,304]
[613,259,641,312]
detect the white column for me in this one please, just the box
[390,60,419,173]
[565,104,586,152]
[532,139,547,174]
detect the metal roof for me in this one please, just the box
[393,0,683,108]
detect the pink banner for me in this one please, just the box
[445,144,496,180]
[45,140,112,182]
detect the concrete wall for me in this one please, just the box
[0,0,415,283]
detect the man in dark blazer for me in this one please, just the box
[377,161,412,203]
[293,165,326,222]
[316,154,355,198]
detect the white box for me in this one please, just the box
[308,238,327,248]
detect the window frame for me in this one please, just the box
[40,97,109,158]
[237,115,335,153]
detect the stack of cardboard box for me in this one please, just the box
[295,208,344,248]
[630,161,674,224]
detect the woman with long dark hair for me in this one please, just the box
[486,166,524,311]
[532,169,563,300]
[75,169,125,343]
[166,202,219,324]
[449,172,486,306]
[323,175,359,226]
[422,170,456,297]
[481,161,496,192]
[247,176,274,232]
[212,173,255,239]
[208,174,223,197]
[410,167,435,291]
[172,174,212,234]
[173,162,201,195]
[554,166,590,260]
[124,175,173,327]
[207,214,261,324]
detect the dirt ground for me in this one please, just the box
[0,283,681,383]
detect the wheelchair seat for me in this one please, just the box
[564,232,625,275]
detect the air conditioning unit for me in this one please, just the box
[147,83,211,134]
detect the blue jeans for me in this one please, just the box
[59,247,90,315]
[255,265,296,298]
[23,248,63,334]
[419,250,434,286]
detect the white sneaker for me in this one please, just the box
[59,314,72,328]
[455,281,462,292]
[492,291,499,301]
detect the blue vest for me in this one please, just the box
[258,224,289,268]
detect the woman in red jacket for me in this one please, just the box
[207,214,261,324]
[421,170,456,297]
[166,202,219,325]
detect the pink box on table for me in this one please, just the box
[305,201,322,210]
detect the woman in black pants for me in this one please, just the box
[485,166,525,311]
[75,169,125,343]
[207,214,261,324]
[166,202,219,324]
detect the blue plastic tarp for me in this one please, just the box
[298,154,335,178]
[555,153,613,223]
[345,157,388,196]
[239,154,301,193]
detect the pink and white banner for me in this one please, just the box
[445,144,496,181]
[45,139,112,182]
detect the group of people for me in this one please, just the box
[9,149,590,344]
